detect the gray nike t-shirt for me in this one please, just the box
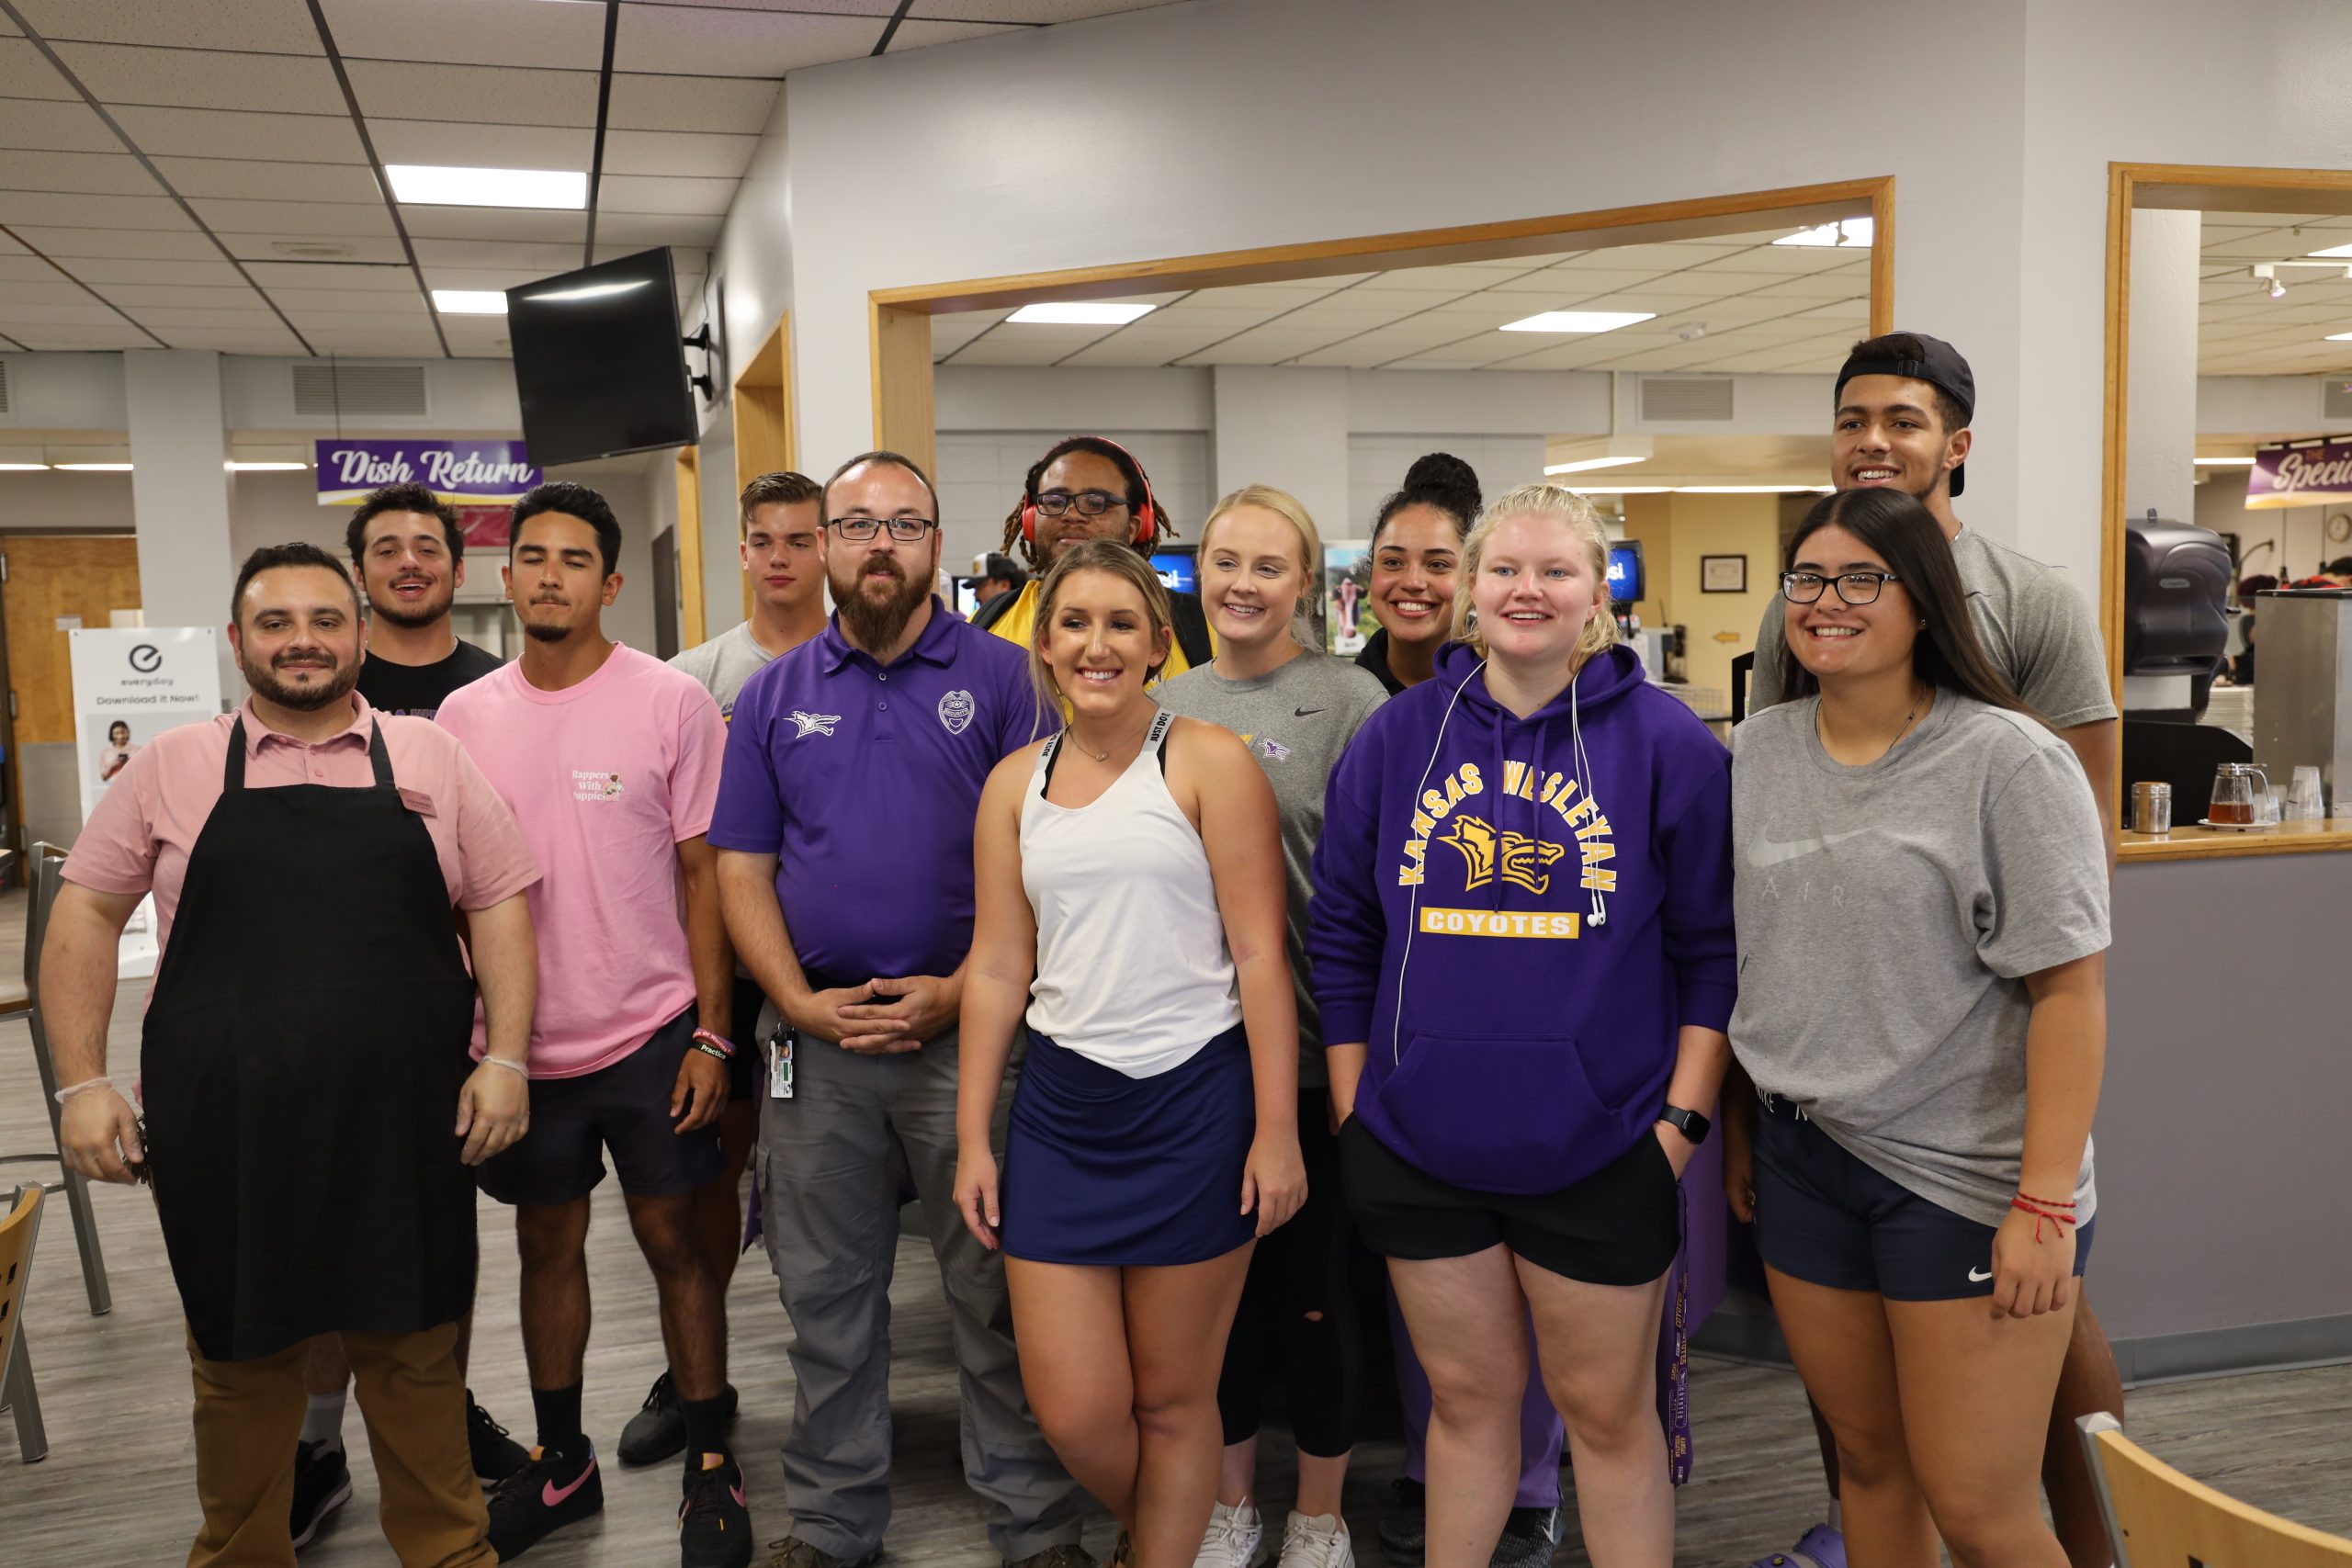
[1749,527,2118,728]
[1729,692,2110,1227]
[1159,649,1387,1081]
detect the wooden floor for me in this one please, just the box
[3,994,2348,1566]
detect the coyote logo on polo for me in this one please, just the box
[786,710,841,739]
[936,688,976,735]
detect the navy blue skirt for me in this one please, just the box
[1001,1023,1258,1267]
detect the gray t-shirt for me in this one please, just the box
[1158,650,1388,1083]
[1750,527,2119,728]
[1728,692,2110,1227]
[668,620,776,720]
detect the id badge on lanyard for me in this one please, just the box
[765,1020,796,1100]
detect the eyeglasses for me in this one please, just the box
[1032,489,1128,519]
[1781,570,1903,606]
[827,516,937,543]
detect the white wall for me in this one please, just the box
[933,430,1213,570]
[2126,209,2200,527]
[1345,434,1545,537]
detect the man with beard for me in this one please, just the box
[48,542,540,1568]
[1733,333,2122,1568]
[711,452,1088,1568]
[435,482,749,1567]
[277,482,525,1545]
[347,481,505,720]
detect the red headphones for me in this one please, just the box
[1021,436,1159,548]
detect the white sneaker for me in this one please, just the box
[1276,1511,1352,1568]
[1193,1498,1265,1568]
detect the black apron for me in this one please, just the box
[144,716,481,1362]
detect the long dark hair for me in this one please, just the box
[998,435,1177,570]
[1775,487,2041,723]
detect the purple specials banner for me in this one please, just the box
[315,439,540,505]
[2245,436,2352,511]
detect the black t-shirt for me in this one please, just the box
[356,638,505,720]
[1354,628,1406,695]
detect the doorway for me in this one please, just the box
[1,535,143,855]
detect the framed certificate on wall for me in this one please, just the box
[1701,554,1747,593]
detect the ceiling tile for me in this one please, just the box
[320,0,607,70]
[8,321,161,349]
[600,130,760,179]
[63,255,247,284]
[883,19,1024,52]
[150,157,385,203]
[629,0,898,10]
[0,276,104,307]
[241,260,419,290]
[0,300,151,327]
[345,60,598,128]
[191,197,395,238]
[0,189,190,230]
[270,288,431,314]
[164,323,311,351]
[605,73,778,134]
[0,36,77,99]
[133,304,297,328]
[413,238,587,271]
[366,118,594,172]
[906,0,1178,20]
[0,96,119,152]
[592,212,723,246]
[401,207,586,243]
[214,231,410,263]
[91,281,273,309]
[12,0,324,53]
[51,41,348,115]
[0,150,158,197]
[594,174,737,217]
[616,7,881,76]
[107,105,365,163]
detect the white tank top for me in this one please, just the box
[1020,709,1242,1077]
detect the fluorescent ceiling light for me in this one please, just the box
[433,289,509,315]
[1775,217,1874,248]
[0,462,49,471]
[1568,485,1671,495]
[1676,484,1820,493]
[1545,455,1647,475]
[2328,331,2352,341]
[2308,243,2352,258]
[2194,456,2257,465]
[228,461,310,471]
[523,280,648,304]
[386,164,586,209]
[56,462,132,471]
[1007,302,1156,325]
[1501,310,1655,333]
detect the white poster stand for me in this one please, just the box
[68,626,223,978]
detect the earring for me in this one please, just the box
[1918,618,1928,629]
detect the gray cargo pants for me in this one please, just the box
[757,1020,1083,1562]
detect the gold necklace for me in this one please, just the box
[1071,716,1152,763]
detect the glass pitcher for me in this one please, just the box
[2209,761,2270,826]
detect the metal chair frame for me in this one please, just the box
[0,1182,50,1461]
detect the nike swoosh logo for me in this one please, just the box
[543,1458,597,1508]
[1746,828,1871,867]
[1968,1266,1994,1283]
[1294,706,1325,716]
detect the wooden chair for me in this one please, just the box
[2079,1412,2352,1566]
[0,1183,49,1461]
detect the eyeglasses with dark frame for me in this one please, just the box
[1032,489,1130,519]
[1781,570,1904,606]
[826,516,938,544]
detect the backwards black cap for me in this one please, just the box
[1836,333,1974,498]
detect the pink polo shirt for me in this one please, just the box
[63,694,542,964]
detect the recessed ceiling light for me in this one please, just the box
[386,164,586,210]
[0,462,49,471]
[1499,310,1656,333]
[2194,455,2258,465]
[56,462,132,471]
[1545,456,1647,475]
[227,461,311,471]
[1776,218,1874,248]
[2308,243,2352,258]
[433,289,509,315]
[1567,485,1672,495]
[1676,485,1818,493]
[2327,331,2352,342]
[1007,302,1156,325]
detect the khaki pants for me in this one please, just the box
[187,1320,492,1568]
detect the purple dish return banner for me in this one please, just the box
[2245,436,2352,511]
[316,438,541,505]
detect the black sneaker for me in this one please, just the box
[621,1371,740,1467]
[289,1438,352,1551]
[467,1390,530,1483]
[1375,1478,1424,1565]
[1489,1505,1560,1568]
[679,1455,754,1568]
[486,1442,604,1562]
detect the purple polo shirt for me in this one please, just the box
[710,597,1053,985]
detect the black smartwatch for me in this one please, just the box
[1657,1105,1711,1145]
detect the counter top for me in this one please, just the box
[2118,815,2352,863]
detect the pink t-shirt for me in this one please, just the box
[63,695,541,967]
[436,644,724,1079]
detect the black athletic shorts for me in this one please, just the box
[477,1007,725,1206]
[1338,1115,1680,1286]
[727,976,767,1102]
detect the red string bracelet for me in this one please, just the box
[2010,1193,2077,1243]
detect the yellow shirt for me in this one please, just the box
[985,578,1202,688]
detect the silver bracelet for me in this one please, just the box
[479,1055,529,1078]
[53,1075,113,1107]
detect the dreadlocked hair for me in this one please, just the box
[999,435,1181,570]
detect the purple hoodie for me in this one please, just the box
[1308,641,1736,1194]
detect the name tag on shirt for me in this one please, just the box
[397,786,438,818]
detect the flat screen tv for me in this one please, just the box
[507,249,696,468]
[1149,547,1197,596]
[1606,541,1645,604]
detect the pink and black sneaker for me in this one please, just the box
[678,1452,752,1568]
[486,1440,604,1561]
